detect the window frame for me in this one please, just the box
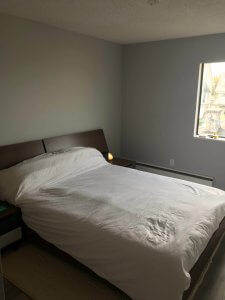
[194,61,225,142]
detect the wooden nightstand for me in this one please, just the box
[108,158,136,169]
[0,201,22,249]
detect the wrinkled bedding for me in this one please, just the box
[8,148,225,300]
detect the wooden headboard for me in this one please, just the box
[43,129,108,154]
[0,140,45,170]
[0,129,108,170]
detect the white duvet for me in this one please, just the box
[5,147,225,300]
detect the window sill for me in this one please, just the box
[194,135,225,142]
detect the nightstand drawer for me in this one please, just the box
[0,227,22,249]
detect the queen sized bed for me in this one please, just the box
[1,145,225,300]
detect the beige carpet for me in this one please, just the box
[2,243,129,300]
[3,238,225,300]
[4,278,31,300]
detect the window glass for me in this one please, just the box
[196,62,225,139]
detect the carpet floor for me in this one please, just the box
[2,238,225,300]
[192,235,225,300]
[4,279,31,300]
[2,242,128,300]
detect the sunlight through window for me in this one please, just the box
[195,62,225,140]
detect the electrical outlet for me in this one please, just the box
[169,159,175,167]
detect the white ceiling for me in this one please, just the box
[0,0,225,44]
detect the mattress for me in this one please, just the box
[8,147,225,300]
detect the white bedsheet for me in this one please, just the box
[13,148,225,300]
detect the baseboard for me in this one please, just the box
[136,162,214,187]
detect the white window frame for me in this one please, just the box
[194,61,225,142]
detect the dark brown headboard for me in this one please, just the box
[43,129,109,154]
[0,140,45,170]
[0,129,109,170]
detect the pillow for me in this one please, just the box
[50,146,84,154]
[0,152,53,203]
[0,147,107,204]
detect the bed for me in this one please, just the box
[0,129,225,300]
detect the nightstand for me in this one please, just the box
[108,158,136,169]
[0,201,22,249]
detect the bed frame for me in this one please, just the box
[0,128,224,300]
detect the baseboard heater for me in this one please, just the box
[136,162,214,187]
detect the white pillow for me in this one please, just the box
[0,153,53,203]
[0,147,106,204]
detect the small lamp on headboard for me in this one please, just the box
[107,152,114,161]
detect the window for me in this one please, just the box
[195,62,225,140]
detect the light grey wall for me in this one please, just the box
[1,12,225,189]
[122,34,225,190]
[0,13,122,154]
